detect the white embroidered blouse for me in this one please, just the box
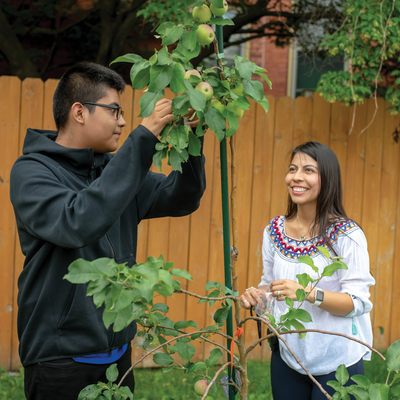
[259,215,375,375]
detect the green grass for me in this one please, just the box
[0,353,388,400]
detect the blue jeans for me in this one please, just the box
[24,343,135,400]
[271,350,364,400]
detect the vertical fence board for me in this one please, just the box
[0,76,21,370]
[311,93,331,145]
[361,98,385,330]
[270,97,294,218]
[293,97,312,148]
[373,110,400,349]
[43,79,58,130]
[343,104,367,222]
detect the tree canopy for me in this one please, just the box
[0,0,344,80]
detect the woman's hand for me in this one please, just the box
[270,279,307,301]
[239,285,269,309]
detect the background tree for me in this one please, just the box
[0,0,345,81]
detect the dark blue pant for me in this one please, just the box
[24,343,135,400]
[271,350,364,400]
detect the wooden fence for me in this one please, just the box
[1,76,400,370]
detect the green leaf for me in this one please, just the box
[139,90,165,118]
[296,288,306,302]
[322,261,348,277]
[336,364,349,386]
[153,148,168,171]
[234,55,256,81]
[148,64,175,92]
[168,147,189,172]
[188,131,202,156]
[285,308,312,323]
[170,63,187,94]
[130,61,151,90]
[159,269,174,293]
[174,320,199,330]
[213,305,231,323]
[110,54,144,65]
[297,255,319,273]
[243,79,264,102]
[184,80,206,112]
[350,375,371,390]
[209,0,224,7]
[204,106,226,141]
[117,386,134,400]
[205,281,224,291]
[153,353,175,366]
[106,364,119,383]
[290,319,306,338]
[151,303,169,313]
[170,268,193,280]
[317,245,330,259]
[327,380,342,392]
[348,386,370,400]
[296,272,312,288]
[157,47,171,65]
[285,297,294,307]
[223,109,239,138]
[78,384,104,399]
[169,125,188,149]
[180,29,198,51]
[206,348,223,368]
[169,342,196,360]
[162,24,184,46]
[156,21,176,36]
[386,340,400,373]
[64,258,117,284]
[209,17,234,26]
[187,361,206,373]
[369,383,390,399]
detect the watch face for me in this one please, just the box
[316,290,324,302]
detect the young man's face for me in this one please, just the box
[82,88,127,153]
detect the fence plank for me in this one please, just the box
[293,97,312,148]
[311,92,331,145]
[373,110,400,349]
[0,76,21,370]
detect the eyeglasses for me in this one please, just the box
[81,102,124,120]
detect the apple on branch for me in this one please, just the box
[211,98,225,113]
[210,0,228,17]
[195,82,214,100]
[194,379,208,396]
[195,24,215,46]
[192,4,212,23]
[227,102,245,119]
[184,69,201,80]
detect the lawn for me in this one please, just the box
[0,352,388,400]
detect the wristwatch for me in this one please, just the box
[313,288,324,307]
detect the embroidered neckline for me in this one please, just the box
[267,216,358,260]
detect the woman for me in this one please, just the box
[240,142,374,400]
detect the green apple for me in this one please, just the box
[147,335,160,349]
[231,82,244,97]
[194,380,208,396]
[195,24,215,46]
[192,4,212,23]
[195,82,214,100]
[211,99,225,113]
[185,69,201,80]
[210,0,228,17]
[227,102,245,119]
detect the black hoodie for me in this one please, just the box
[10,125,206,366]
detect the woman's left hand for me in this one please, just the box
[270,279,307,301]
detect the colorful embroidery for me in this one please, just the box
[267,216,359,261]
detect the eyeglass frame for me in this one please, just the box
[81,102,124,120]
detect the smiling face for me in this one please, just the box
[80,88,126,153]
[285,152,321,209]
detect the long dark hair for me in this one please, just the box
[285,142,348,249]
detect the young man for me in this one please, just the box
[10,62,206,399]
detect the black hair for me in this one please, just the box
[53,62,126,130]
[285,141,348,250]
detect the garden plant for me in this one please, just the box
[62,1,400,399]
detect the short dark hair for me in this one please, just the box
[285,141,348,249]
[53,62,126,130]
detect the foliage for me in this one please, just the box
[317,0,400,115]
[0,367,24,400]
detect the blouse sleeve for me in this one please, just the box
[259,226,275,288]
[333,227,375,317]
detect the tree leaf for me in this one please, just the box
[369,383,390,400]
[205,281,224,291]
[285,308,312,323]
[106,364,119,383]
[110,54,144,65]
[386,340,400,373]
[204,106,226,141]
[350,374,371,390]
[170,63,186,94]
[188,130,201,156]
[153,353,175,366]
[206,348,223,368]
[168,146,189,172]
[184,80,206,112]
[243,79,264,101]
[335,364,349,386]
[317,245,330,260]
[174,320,199,330]
[151,303,169,313]
[170,268,193,280]
[297,255,319,273]
[296,272,313,288]
[234,55,256,81]
[223,109,239,138]
[138,90,165,118]
[148,64,175,92]
[296,288,306,302]
[130,60,150,90]
[64,258,116,283]
[322,261,348,277]
[162,24,184,46]
[169,342,196,361]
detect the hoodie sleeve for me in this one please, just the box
[10,125,205,249]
